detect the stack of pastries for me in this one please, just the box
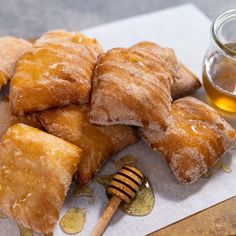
[0,30,235,234]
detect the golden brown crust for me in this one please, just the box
[0,97,43,139]
[131,43,201,100]
[19,113,43,130]
[10,40,99,115]
[34,29,103,54]
[0,97,17,139]
[0,36,32,89]
[132,43,201,99]
[89,41,179,131]
[0,124,81,234]
[38,104,138,187]
[141,97,236,183]
[130,42,179,80]
[172,62,201,99]
[0,71,8,89]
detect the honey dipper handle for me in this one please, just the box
[91,195,121,236]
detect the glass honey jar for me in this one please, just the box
[203,9,236,113]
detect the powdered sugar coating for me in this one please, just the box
[0,97,43,139]
[39,104,137,187]
[0,36,32,88]
[141,97,236,183]
[89,41,179,131]
[34,29,103,54]
[131,44,201,100]
[0,124,81,233]
[172,61,201,99]
[10,39,99,115]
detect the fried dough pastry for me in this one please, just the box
[10,34,101,115]
[141,97,236,183]
[34,29,103,54]
[0,36,32,89]
[130,42,201,99]
[0,97,43,139]
[0,124,81,234]
[89,41,179,131]
[38,104,137,187]
[172,62,201,99]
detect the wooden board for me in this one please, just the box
[150,197,236,236]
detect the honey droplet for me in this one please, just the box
[202,170,212,178]
[18,224,33,236]
[96,175,114,189]
[213,160,222,170]
[72,185,94,205]
[0,211,7,219]
[114,155,137,169]
[119,176,155,216]
[60,208,86,234]
[222,164,232,173]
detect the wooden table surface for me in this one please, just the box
[150,196,236,236]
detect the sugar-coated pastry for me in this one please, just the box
[39,104,138,187]
[89,41,179,131]
[141,97,236,183]
[0,124,81,234]
[131,42,201,99]
[34,29,103,54]
[172,62,201,99]
[0,36,32,89]
[10,33,101,115]
[132,42,201,99]
[0,97,43,139]
[18,112,43,130]
[0,97,19,138]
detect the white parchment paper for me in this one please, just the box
[0,4,235,236]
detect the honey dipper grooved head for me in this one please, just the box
[107,165,144,203]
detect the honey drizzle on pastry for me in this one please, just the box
[34,29,102,54]
[131,43,201,100]
[89,41,179,131]
[10,31,102,115]
[141,97,236,183]
[0,36,32,89]
[172,62,201,99]
[0,97,43,139]
[0,124,81,234]
[38,104,137,187]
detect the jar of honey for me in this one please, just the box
[203,9,236,112]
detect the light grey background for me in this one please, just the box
[0,0,235,38]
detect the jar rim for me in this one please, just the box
[211,9,236,61]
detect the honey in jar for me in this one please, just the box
[203,9,236,113]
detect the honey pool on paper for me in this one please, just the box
[202,160,232,179]
[113,155,137,169]
[72,185,94,204]
[59,208,86,234]
[18,224,33,236]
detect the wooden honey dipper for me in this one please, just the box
[91,164,144,236]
